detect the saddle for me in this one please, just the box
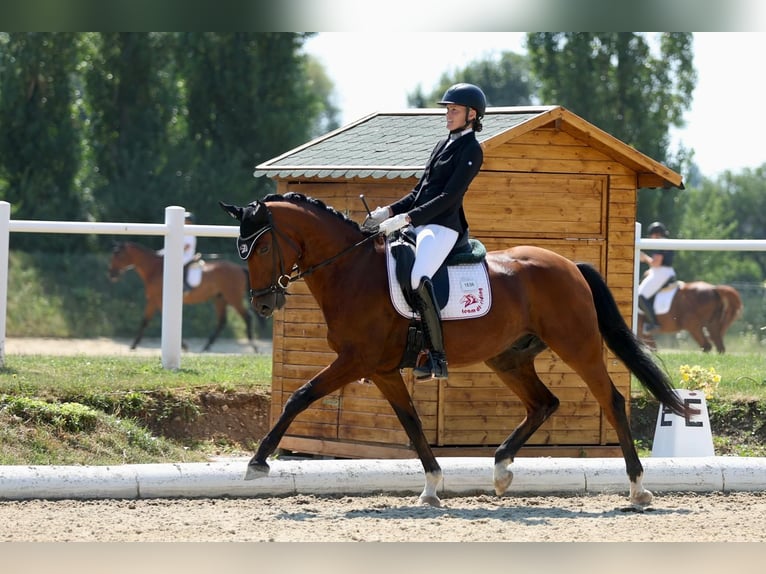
[389,228,487,310]
[388,228,490,369]
[647,275,680,316]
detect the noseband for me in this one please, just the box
[239,203,378,304]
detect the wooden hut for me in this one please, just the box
[253,106,683,459]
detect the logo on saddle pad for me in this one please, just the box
[386,243,491,320]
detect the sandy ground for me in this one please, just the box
[0,491,764,542]
[3,336,272,357]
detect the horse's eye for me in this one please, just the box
[258,244,269,255]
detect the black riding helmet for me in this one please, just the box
[438,83,487,133]
[647,221,669,237]
[438,83,487,117]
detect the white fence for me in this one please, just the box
[2,206,766,370]
[0,201,239,369]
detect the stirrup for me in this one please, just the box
[413,352,448,380]
[642,322,658,335]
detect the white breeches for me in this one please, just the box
[410,224,458,290]
[638,266,676,299]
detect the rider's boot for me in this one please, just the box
[412,277,448,380]
[638,295,659,334]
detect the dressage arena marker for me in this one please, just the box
[651,389,715,457]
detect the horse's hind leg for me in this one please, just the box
[201,295,227,352]
[373,371,443,507]
[687,325,713,353]
[485,342,559,497]
[554,341,652,507]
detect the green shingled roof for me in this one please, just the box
[253,105,683,189]
[254,107,555,180]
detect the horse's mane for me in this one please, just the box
[261,192,375,237]
[113,240,160,256]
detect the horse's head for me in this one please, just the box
[108,242,132,281]
[220,200,296,317]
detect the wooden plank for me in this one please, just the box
[481,157,635,176]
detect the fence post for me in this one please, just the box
[0,202,10,368]
[161,206,185,369]
[633,221,642,335]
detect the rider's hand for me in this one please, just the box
[362,206,390,231]
[378,213,410,236]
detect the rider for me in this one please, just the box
[181,211,199,292]
[638,221,676,333]
[367,83,486,380]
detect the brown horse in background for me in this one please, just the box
[219,192,694,509]
[638,281,743,353]
[108,241,258,352]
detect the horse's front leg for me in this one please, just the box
[245,358,362,480]
[373,371,443,507]
[130,315,151,350]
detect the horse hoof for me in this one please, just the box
[244,461,270,480]
[630,488,653,507]
[419,495,442,508]
[493,462,514,496]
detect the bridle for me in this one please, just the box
[241,203,379,304]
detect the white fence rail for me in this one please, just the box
[2,208,766,369]
[0,201,239,369]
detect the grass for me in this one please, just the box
[636,348,766,401]
[0,355,272,465]
[630,346,766,457]
[1,346,764,465]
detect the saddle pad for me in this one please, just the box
[386,244,491,320]
[654,283,680,315]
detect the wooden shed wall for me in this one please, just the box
[269,125,638,459]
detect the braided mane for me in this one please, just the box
[261,192,374,236]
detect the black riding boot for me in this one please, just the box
[412,277,448,380]
[638,295,658,333]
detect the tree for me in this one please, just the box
[0,32,88,250]
[408,51,534,108]
[526,33,696,229]
[83,32,181,227]
[173,33,329,243]
[677,167,766,284]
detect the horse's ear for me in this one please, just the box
[219,201,243,222]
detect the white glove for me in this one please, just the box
[378,213,410,236]
[369,206,390,224]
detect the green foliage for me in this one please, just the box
[0,355,270,464]
[409,51,534,108]
[5,250,271,339]
[0,32,333,256]
[0,32,90,251]
[1,395,99,432]
[677,167,766,283]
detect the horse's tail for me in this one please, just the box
[576,262,689,417]
[714,285,743,331]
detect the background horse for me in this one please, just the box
[220,193,692,509]
[638,281,743,353]
[108,241,258,352]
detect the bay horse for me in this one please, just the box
[220,192,692,508]
[638,281,743,353]
[108,241,258,352]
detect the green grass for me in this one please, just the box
[633,349,765,401]
[0,355,272,465]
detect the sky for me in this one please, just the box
[304,32,766,180]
